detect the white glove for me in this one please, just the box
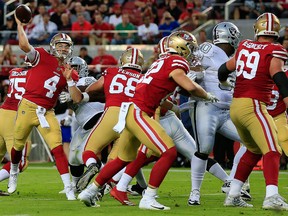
[61,115,73,126]
[205,92,219,103]
[59,91,71,104]
[179,100,195,113]
[187,71,197,81]
[219,77,235,91]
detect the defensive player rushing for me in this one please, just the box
[109,36,230,206]
[63,48,145,194]
[218,13,288,210]
[8,13,78,200]
[0,65,31,196]
[76,31,218,210]
[59,56,105,190]
[188,22,252,205]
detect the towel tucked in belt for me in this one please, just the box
[113,102,132,133]
[36,106,50,128]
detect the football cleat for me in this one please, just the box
[188,189,200,206]
[224,194,253,208]
[127,183,146,196]
[110,187,135,206]
[65,185,77,201]
[76,163,99,191]
[262,194,288,210]
[77,184,99,207]
[221,180,252,201]
[139,195,170,210]
[8,172,19,194]
[0,190,10,196]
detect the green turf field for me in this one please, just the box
[0,162,287,216]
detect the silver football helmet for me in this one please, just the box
[213,22,241,49]
[67,56,88,78]
[50,33,73,60]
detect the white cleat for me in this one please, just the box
[221,180,252,201]
[139,196,170,210]
[262,194,288,211]
[188,189,200,205]
[65,185,77,201]
[77,184,99,207]
[8,172,19,194]
[224,194,253,208]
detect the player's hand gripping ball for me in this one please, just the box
[15,4,32,24]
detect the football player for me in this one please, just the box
[110,36,230,206]
[63,48,145,195]
[9,13,78,200]
[76,31,218,210]
[187,22,252,205]
[59,56,105,191]
[0,65,31,196]
[218,13,288,210]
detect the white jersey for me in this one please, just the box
[75,77,105,128]
[198,42,234,109]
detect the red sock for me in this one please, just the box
[51,145,69,175]
[149,146,177,188]
[95,157,128,186]
[82,150,98,165]
[2,162,10,172]
[234,150,262,182]
[11,147,22,164]
[263,151,281,186]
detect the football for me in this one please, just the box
[15,4,32,24]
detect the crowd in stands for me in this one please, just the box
[0,0,288,47]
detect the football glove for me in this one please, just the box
[219,77,235,91]
[205,92,219,103]
[61,115,73,126]
[59,91,71,103]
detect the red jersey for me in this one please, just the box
[1,68,29,111]
[267,69,288,117]
[132,54,190,117]
[103,67,142,109]
[233,39,288,104]
[23,47,78,109]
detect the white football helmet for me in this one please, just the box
[67,56,88,78]
[50,33,73,60]
[120,48,144,71]
[213,22,241,49]
[166,31,198,62]
[253,12,280,39]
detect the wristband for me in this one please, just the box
[171,104,179,113]
[67,80,75,87]
[82,92,90,102]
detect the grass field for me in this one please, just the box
[0,162,287,216]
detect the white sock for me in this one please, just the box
[71,176,80,185]
[144,187,157,198]
[266,185,278,198]
[86,158,97,167]
[229,145,247,181]
[207,162,228,182]
[0,169,10,181]
[112,167,126,182]
[117,173,132,192]
[191,155,207,191]
[10,163,19,174]
[229,179,243,196]
[60,173,71,187]
[135,169,147,188]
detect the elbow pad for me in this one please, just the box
[218,63,232,82]
[273,72,288,98]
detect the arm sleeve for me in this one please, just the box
[273,71,288,98]
[218,63,233,82]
